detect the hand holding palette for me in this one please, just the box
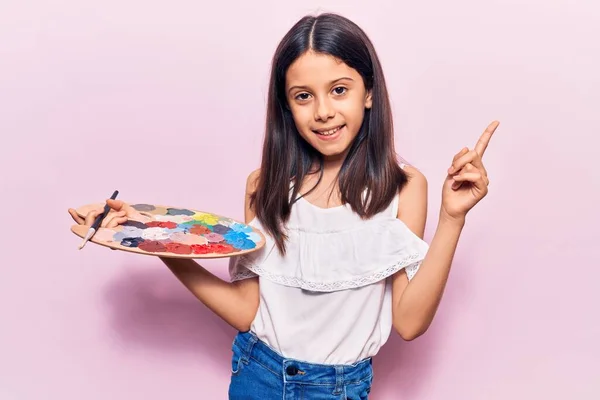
[71,202,265,259]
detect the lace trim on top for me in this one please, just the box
[230,252,422,292]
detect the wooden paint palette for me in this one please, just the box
[71,202,265,259]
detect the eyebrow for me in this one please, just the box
[287,77,354,94]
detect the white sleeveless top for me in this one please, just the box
[229,172,429,365]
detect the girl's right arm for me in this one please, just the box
[159,171,261,331]
[159,258,258,332]
[68,170,261,332]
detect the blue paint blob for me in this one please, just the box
[228,237,256,250]
[246,232,261,243]
[212,224,232,235]
[224,231,248,242]
[132,204,156,212]
[166,208,195,216]
[224,231,256,250]
[114,230,143,242]
[122,220,148,229]
[120,237,145,248]
[120,227,144,238]
[230,223,253,234]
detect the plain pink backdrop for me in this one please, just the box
[1,0,598,399]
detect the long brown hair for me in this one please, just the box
[251,13,408,254]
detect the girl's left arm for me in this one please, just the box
[391,121,499,340]
[390,167,464,340]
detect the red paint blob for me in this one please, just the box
[165,242,192,255]
[191,244,211,254]
[190,225,211,235]
[146,221,177,229]
[138,240,168,253]
[191,243,234,255]
[211,243,234,254]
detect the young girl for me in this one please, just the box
[69,12,498,399]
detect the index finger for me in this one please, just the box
[107,199,127,212]
[474,120,500,157]
[106,199,148,220]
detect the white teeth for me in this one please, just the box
[316,126,343,136]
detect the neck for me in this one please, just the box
[322,150,348,173]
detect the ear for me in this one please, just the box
[365,90,373,109]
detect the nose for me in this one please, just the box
[314,97,335,121]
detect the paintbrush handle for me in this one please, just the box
[78,190,119,250]
[90,190,119,231]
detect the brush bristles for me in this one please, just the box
[78,228,95,250]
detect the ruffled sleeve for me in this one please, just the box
[229,256,259,281]
[228,213,428,291]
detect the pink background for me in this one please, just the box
[1,0,598,399]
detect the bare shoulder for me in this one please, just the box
[402,164,427,188]
[246,168,261,194]
[397,164,427,238]
[244,168,261,223]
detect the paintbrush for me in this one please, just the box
[78,190,119,250]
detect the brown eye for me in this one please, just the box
[295,93,311,101]
[333,87,347,95]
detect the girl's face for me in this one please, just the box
[285,51,372,163]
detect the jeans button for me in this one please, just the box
[286,365,298,376]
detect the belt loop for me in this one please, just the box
[241,332,259,364]
[333,366,344,395]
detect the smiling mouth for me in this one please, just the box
[313,125,345,136]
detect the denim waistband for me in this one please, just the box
[233,331,372,391]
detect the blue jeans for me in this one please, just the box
[228,331,373,399]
